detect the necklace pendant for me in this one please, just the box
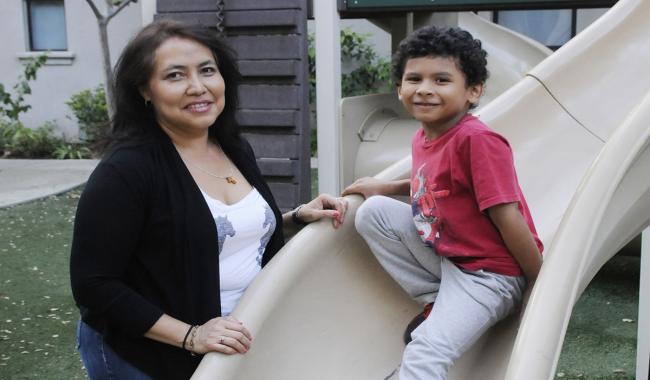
[226,176,237,185]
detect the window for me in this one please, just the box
[497,10,572,48]
[494,8,609,50]
[27,0,67,51]
[495,10,573,49]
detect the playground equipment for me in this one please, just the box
[193,0,650,378]
[340,11,551,188]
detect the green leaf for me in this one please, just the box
[0,52,48,122]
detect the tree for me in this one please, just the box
[0,53,48,123]
[84,0,138,117]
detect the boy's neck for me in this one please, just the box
[422,111,470,141]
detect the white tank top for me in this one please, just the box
[200,188,276,316]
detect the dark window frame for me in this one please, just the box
[26,0,68,51]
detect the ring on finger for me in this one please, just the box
[219,336,225,344]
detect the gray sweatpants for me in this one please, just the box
[355,196,525,380]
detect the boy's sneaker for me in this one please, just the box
[403,302,434,345]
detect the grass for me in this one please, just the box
[0,189,85,379]
[0,185,641,379]
[556,255,640,379]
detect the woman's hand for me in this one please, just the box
[192,316,253,355]
[295,194,348,229]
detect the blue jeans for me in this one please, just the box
[76,320,151,380]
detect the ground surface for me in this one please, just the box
[556,255,639,379]
[0,189,85,379]
[0,186,640,379]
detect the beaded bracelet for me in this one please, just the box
[188,325,198,356]
[182,325,194,351]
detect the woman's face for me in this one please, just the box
[142,37,226,138]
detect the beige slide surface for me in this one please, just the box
[193,0,650,378]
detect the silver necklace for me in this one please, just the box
[177,146,238,185]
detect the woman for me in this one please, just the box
[70,20,347,379]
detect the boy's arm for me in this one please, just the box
[487,202,542,283]
[342,177,410,199]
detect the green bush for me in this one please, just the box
[339,29,392,97]
[0,120,93,159]
[1,121,63,158]
[308,29,391,101]
[53,143,92,159]
[66,85,109,144]
[0,119,20,157]
[0,53,48,123]
[0,53,95,159]
[308,29,391,155]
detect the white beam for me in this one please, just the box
[140,0,156,25]
[637,227,650,380]
[313,0,341,195]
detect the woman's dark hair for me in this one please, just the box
[109,19,241,148]
[392,26,489,88]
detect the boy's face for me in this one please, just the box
[397,56,483,137]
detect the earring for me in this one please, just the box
[144,99,151,107]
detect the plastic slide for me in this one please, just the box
[192,0,650,378]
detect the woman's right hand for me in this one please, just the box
[192,316,253,355]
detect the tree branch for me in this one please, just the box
[106,0,136,23]
[84,0,104,20]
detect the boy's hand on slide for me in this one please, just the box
[342,177,388,199]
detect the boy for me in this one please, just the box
[342,26,543,379]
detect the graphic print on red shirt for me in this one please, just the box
[412,164,449,248]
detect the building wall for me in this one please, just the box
[0,1,608,139]
[0,0,152,138]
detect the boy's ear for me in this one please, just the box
[396,83,402,100]
[467,83,484,104]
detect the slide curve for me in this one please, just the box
[193,0,650,378]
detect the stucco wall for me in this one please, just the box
[0,1,149,138]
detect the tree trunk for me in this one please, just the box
[98,19,115,118]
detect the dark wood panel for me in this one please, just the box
[268,182,300,209]
[224,0,303,11]
[157,0,310,207]
[257,158,298,177]
[238,85,300,109]
[244,133,299,158]
[154,12,218,27]
[158,0,219,12]
[238,60,298,77]
[228,36,301,60]
[225,10,300,27]
[236,110,298,127]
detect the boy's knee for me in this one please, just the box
[354,196,387,235]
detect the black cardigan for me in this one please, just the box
[70,128,285,379]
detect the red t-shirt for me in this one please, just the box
[410,114,543,276]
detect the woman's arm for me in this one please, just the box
[70,161,169,336]
[145,314,252,355]
[487,202,543,283]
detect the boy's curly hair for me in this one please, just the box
[392,26,489,87]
